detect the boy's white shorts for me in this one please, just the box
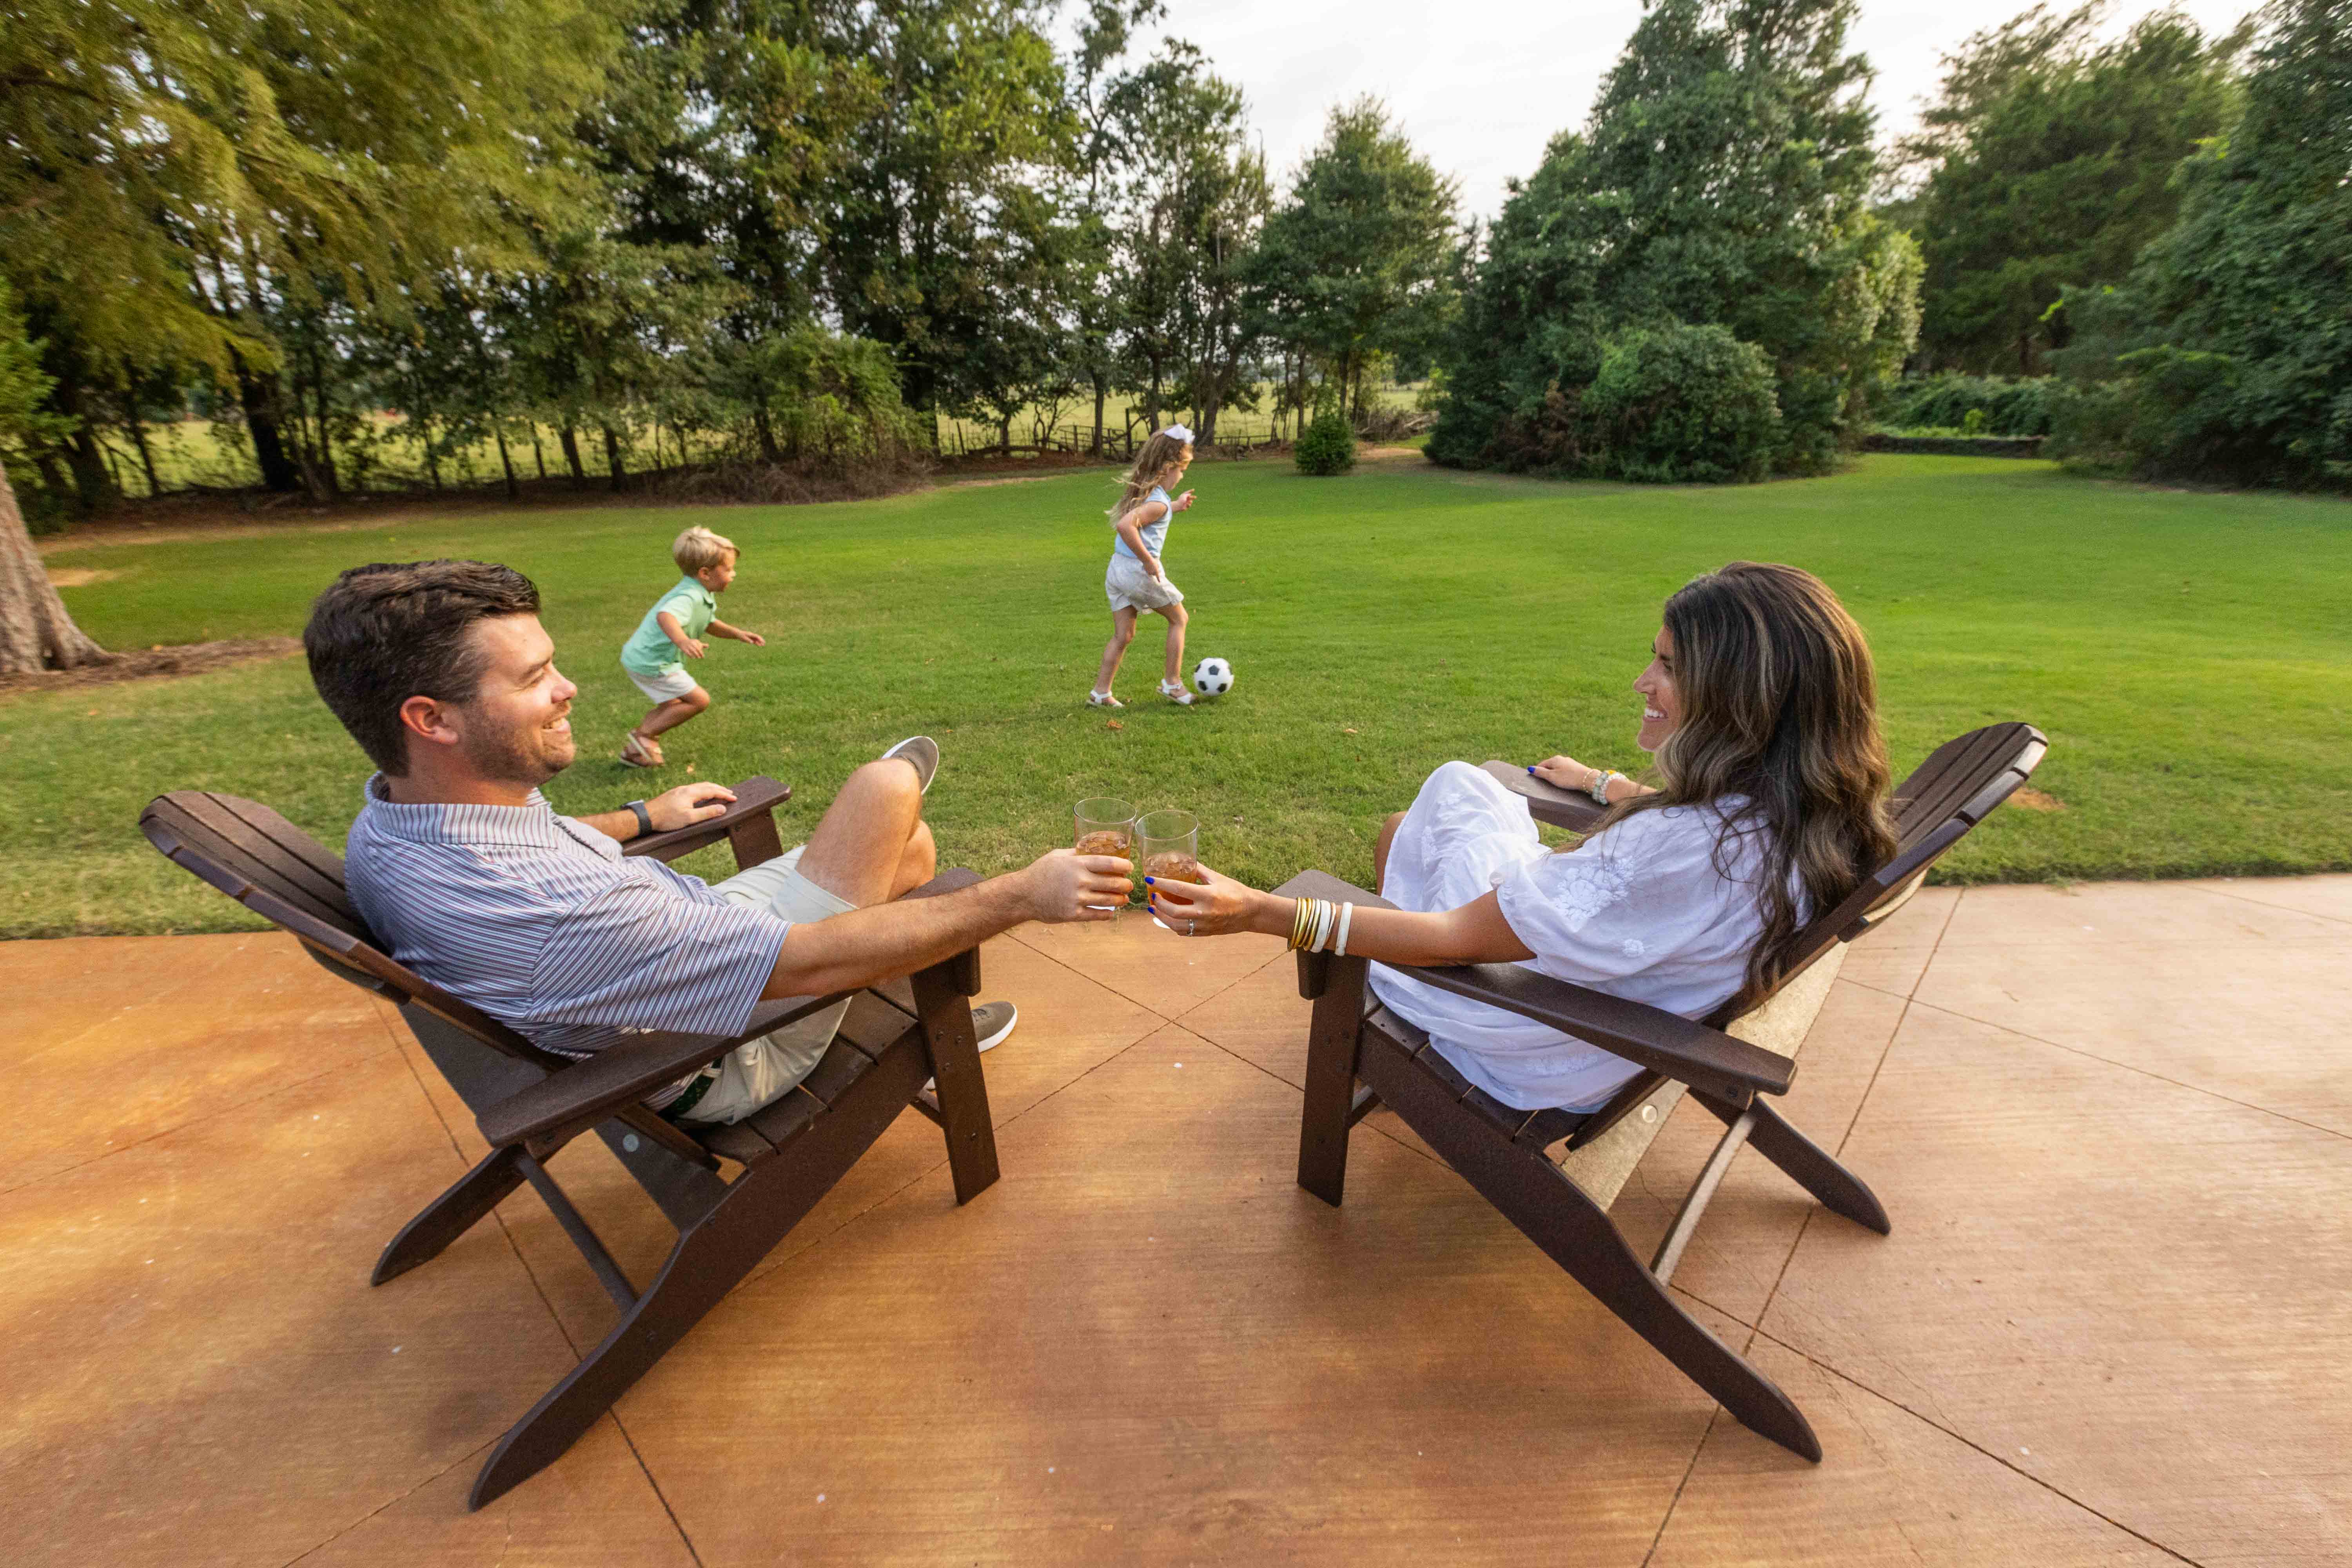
[1106,554,1184,612]
[623,662,700,702]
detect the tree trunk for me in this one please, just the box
[560,425,587,487]
[123,396,162,498]
[1091,375,1108,457]
[601,424,628,490]
[531,430,548,481]
[230,354,303,492]
[753,405,782,464]
[0,465,113,675]
[307,342,341,497]
[494,427,520,500]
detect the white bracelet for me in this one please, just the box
[1312,898,1338,953]
[1334,902,1355,957]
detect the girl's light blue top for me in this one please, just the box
[1112,486,1173,562]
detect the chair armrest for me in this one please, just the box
[623,776,791,863]
[1274,867,1794,1103]
[1478,762,1608,834]
[473,867,990,1149]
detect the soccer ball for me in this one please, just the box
[1191,656,1234,697]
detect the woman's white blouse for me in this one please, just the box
[1368,761,1783,1113]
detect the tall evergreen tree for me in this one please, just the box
[1432,0,1919,478]
[1249,100,1461,423]
[1900,4,2247,375]
[1107,42,1269,445]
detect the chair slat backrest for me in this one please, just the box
[140,791,546,1064]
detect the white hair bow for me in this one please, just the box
[1160,423,1194,444]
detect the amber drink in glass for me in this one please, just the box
[1074,797,1138,915]
[1136,809,1202,931]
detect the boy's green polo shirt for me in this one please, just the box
[622,577,718,675]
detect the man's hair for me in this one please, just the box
[304,561,542,775]
[673,525,738,573]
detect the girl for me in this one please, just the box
[1090,425,1199,708]
[1145,562,1898,1114]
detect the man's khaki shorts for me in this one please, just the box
[677,846,856,1125]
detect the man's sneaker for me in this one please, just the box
[880,735,939,794]
[923,1000,1016,1093]
[1158,679,1196,706]
[971,1000,1017,1051]
[1086,690,1125,708]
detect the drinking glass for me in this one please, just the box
[1073,797,1138,916]
[1136,809,1203,931]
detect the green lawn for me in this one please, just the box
[7,453,2348,938]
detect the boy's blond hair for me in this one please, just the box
[673,525,739,573]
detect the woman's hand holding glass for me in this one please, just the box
[1142,862,1272,938]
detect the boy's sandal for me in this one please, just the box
[621,731,664,768]
[1086,690,1125,709]
[1158,680,1196,707]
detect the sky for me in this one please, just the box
[1101,0,2261,221]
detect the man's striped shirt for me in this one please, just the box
[343,776,789,1107]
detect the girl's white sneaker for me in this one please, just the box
[1086,690,1125,708]
[1158,679,1196,706]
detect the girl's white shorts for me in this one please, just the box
[1106,554,1184,612]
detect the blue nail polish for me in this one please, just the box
[1143,876,1155,884]
[1526,765,1536,774]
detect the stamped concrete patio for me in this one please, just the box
[3,874,2348,1566]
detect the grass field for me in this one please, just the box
[7,453,2349,938]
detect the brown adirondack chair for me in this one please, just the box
[1279,722,2047,1460]
[139,778,1001,1508]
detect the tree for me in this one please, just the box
[0,281,108,673]
[804,0,1076,429]
[0,0,617,498]
[1108,42,1270,445]
[1066,2,1167,453]
[1899,4,2248,375]
[2050,0,2352,486]
[1432,0,1918,478]
[1249,100,1462,423]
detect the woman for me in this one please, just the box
[1147,562,1898,1114]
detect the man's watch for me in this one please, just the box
[627,799,653,838]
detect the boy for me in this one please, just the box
[620,526,765,767]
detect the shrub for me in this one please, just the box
[1878,374,2060,436]
[1583,325,1782,484]
[1294,403,1357,475]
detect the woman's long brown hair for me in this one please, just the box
[1596,562,1897,1013]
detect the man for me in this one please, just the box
[303,559,1131,1126]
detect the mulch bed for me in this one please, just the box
[0,637,303,697]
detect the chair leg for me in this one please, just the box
[1691,1090,1891,1235]
[911,964,1000,1206]
[1296,955,1371,1207]
[469,1043,927,1509]
[1361,1043,1822,1461]
[373,1144,529,1285]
